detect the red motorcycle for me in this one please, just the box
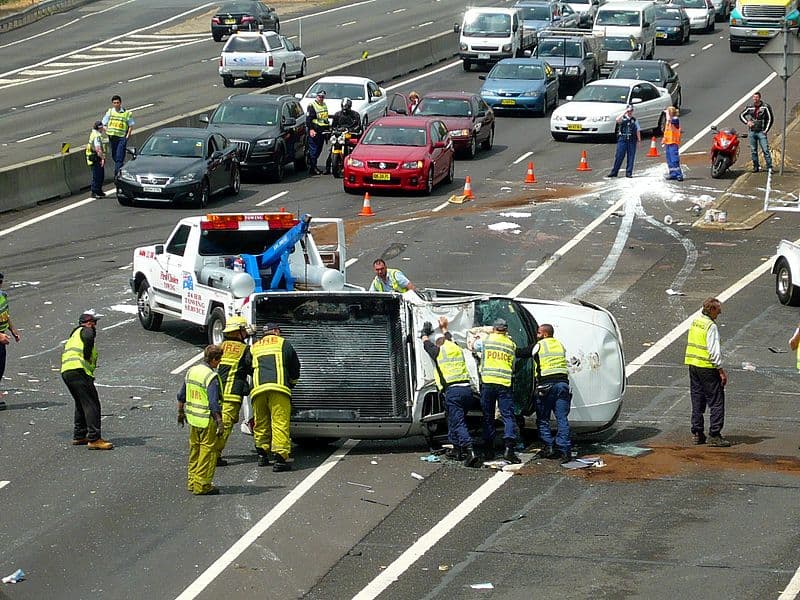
[710,125,741,178]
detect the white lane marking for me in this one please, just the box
[16,131,52,143]
[680,72,777,153]
[392,7,407,12]
[508,197,626,297]
[701,43,713,50]
[0,481,9,490]
[130,103,154,111]
[0,198,95,237]
[128,74,152,82]
[385,59,459,91]
[417,21,434,27]
[283,0,376,23]
[366,36,384,42]
[340,20,358,26]
[513,151,533,165]
[256,190,289,207]
[352,471,514,600]
[102,318,136,331]
[375,216,427,228]
[671,62,679,68]
[778,565,800,599]
[23,98,56,108]
[307,54,321,60]
[175,440,359,600]
[118,262,133,270]
[432,200,450,212]
[170,352,203,375]
[345,257,359,267]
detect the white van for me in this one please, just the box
[593,1,657,60]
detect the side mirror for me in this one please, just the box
[631,97,643,104]
[476,111,486,118]
[565,95,574,101]
[211,150,224,160]
[282,116,296,128]
[126,147,137,157]
[523,49,532,57]
[586,51,593,57]
[643,21,650,27]
[294,93,302,99]
[710,125,718,132]
[294,45,301,50]
[155,244,164,255]
[478,75,487,80]
[199,114,210,123]
[454,23,461,33]
[433,141,446,149]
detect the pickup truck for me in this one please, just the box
[258,289,626,444]
[130,211,350,344]
[455,7,538,71]
[534,29,606,93]
[773,240,800,306]
[218,31,306,87]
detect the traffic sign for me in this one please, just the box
[759,28,800,79]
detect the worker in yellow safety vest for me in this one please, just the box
[0,272,21,409]
[102,95,135,178]
[684,297,730,447]
[177,345,225,495]
[250,323,301,472]
[370,258,415,293]
[305,89,330,175]
[662,106,683,181]
[215,316,253,466]
[86,121,108,199]
[532,324,572,461]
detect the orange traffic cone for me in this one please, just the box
[576,150,592,172]
[647,136,660,157]
[358,192,374,216]
[463,175,475,199]
[524,162,536,184]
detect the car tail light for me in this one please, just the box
[268,55,273,67]
[241,16,255,23]
[219,57,223,67]
[211,16,220,24]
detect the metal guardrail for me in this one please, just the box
[0,0,98,33]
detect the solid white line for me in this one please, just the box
[352,471,514,600]
[170,352,203,375]
[513,151,533,165]
[345,257,359,267]
[432,200,450,212]
[283,0,376,23]
[701,43,713,50]
[102,318,136,331]
[508,197,626,297]
[24,98,56,108]
[385,59,459,91]
[130,103,154,111]
[118,262,133,270]
[256,190,289,207]
[16,131,52,143]
[175,440,359,600]
[778,566,800,599]
[128,74,152,82]
[417,21,434,27]
[392,7,407,12]
[0,196,91,237]
[0,481,9,490]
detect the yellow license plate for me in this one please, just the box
[225,18,236,24]
[372,172,391,181]
[757,29,770,36]
[501,99,516,105]
[656,32,667,38]
[567,124,583,131]
[246,70,261,77]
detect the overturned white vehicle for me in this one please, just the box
[253,289,626,443]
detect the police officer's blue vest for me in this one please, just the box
[618,117,636,141]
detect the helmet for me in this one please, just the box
[342,97,352,110]
[223,315,248,334]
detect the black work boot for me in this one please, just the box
[257,449,271,467]
[445,446,464,461]
[463,445,481,468]
[272,454,291,472]
[503,444,521,464]
[538,445,555,459]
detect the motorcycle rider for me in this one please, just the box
[325,97,362,174]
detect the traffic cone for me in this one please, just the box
[358,192,374,216]
[647,136,660,157]
[463,175,474,199]
[524,162,536,184]
[576,150,592,172]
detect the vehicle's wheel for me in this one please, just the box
[228,164,241,195]
[197,179,210,208]
[686,30,691,44]
[551,132,568,142]
[464,134,476,159]
[654,112,666,136]
[362,115,369,129]
[445,157,455,184]
[424,166,434,195]
[137,280,163,331]
[212,33,222,42]
[729,40,739,52]
[294,437,336,448]
[274,20,280,33]
[298,59,306,78]
[706,18,714,33]
[344,184,360,195]
[711,154,729,178]
[674,90,682,109]
[117,194,132,206]
[270,149,286,182]
[222,76,234,88]
[776,260,800,305]
[481,126,494,150]
[462,60,471,72]
[331,153,344,178]
[207,307,226,345]
[277,64,287,84]
[293,151,306,172]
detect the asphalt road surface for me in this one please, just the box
[0,5,799,600]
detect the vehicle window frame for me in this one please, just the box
[207,136,218,157]
[166,225,192,257]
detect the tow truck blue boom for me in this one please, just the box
[239,214,311,292]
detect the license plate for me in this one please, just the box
[478,53,490,60]
[757,29,770,36]
[225,18,236,24]
[372,172,391,181]
[142,186,162,193]
[567,124,583,131]
[246,70,261,77]
[332,148,343,154]
[656,32,667,38]
[501,99,516,105]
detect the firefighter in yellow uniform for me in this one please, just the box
[215,316,253,466]
[178,345,224,495]
[250,323,301,472]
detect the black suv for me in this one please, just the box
[211,1,280,42]
[201,94,306,182]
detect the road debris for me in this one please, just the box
[663,215,673,225]
[420,454,441,463]
[741,362,757,371]
[470,583,494,590]
[410,472,425,480]
[666,288,686,296]
[584,442,652,457]
[438,564,450,571]
[346,481,372,489]
[768,347,788,353]
[361,498,390,507]
[501,514,526,523]
[2,569,25,584]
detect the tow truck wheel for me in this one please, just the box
[775,259,800,306]
[137,281,163,331]
[207,307,226,345]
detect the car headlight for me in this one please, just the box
[118,168,136,183]
[346,157,364,168]
[173,173,197,184]
[589,115,611,122]
[449,129,470,137]
[522,91,541,97]
[401,160,423,169]
[719,138,731,148]
[566,66,579,75]
[501,43,511,52]
[255,138,275,147]
[460,43,467,51]
[730,17,744,25]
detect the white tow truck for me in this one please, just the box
[130,211,350,344]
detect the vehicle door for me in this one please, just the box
[428,121,445,179]
[206,135,225,192]
[279,101,298,161]
[282,36,301,74]
[474,96,493,144]
[630,82,661,129]
[156,224,192,310]
[560,3,578,27]
[214,133,235,185]
[387,92,410,115]
[366,80,386,123]
[543,61,558,103]
[663,63,679,99]
[289,100,307,160]
[515,298,625,429]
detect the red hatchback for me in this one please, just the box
[343,116,455,195]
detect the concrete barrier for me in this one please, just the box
[0,30,458,214]
[0,0,99,33]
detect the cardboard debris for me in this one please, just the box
[448,194,471,204]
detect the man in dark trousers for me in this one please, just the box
[61,311,113,450]
[606,104,641,178]
[533,324,572,461]
[305,89,330,176]
[685,297,730,447]
[739,91,774,173]
[85,121,107,199]
[0,272,22,409]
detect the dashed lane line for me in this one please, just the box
[16,131,52,143]
[701,43,713,50]
[256,190,289,207]
[513,151,533,165]
[0,481,9,490]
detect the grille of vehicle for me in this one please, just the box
[135,175,171,185]
[367,161,399,169]
[742,5,785,18]
[253,295,410,421]
[566,116,587,122]
[229,139,251,158]
[471,45,499,51]
[497,91,521,97]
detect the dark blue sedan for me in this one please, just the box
[479,58,560,116]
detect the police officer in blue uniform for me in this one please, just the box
[606,104,641,178]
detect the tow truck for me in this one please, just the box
[130,211,350,344]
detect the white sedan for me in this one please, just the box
[296,76,388,129]
[550,78,672,141]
